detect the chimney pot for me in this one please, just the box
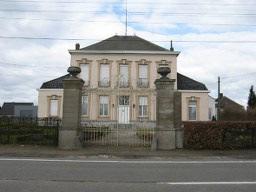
[75,43,80,50]
[170,40,174,51]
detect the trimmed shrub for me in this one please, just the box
[184,121,256,149]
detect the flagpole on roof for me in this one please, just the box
[125,0,128,36]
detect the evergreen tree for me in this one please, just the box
[247,85,256,110]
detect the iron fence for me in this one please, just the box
[81,124,155,147]
[0,117,60,146]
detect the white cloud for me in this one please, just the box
[0,0,255,107]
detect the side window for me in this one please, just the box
[139,96,148,117]
[99,96,109,116]
[188,100,197,121]
[50,96,58,117]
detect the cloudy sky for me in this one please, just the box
[0,0,256,107]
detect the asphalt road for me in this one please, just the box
[0,158,256,192]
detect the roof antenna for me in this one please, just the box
[170,40,174,51]
[125,0,128,36]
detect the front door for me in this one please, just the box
[118,96,130,124]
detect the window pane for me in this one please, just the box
[100,104,104,116]
[139,65,148,79]
[188,100,197,120]
[139,96,148,105]
[50,99,58,116]
[119,96,129,105]
[139,106,143,116]
[100,96,109,116]
[120,64,128,81]
[143,106,148,116]
[139,96,148,117]
[104,104,108,115]
[82,96,88,115]
[80,64,89,81]
[100,64,110,81]
[100,96,108,104]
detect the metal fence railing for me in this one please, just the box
[0,117,60,146]
[81,125,155,147]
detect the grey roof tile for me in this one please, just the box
[40,74,70,89]
[81,35,170,51]
[177,73,208,91]
[40,73,207,91]
[0,102,34,116]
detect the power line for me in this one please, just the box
[0,35,256,44]
[1,0,256,6]
[222,72,256,80]
[1,9,256,17]
[1,16,256,27]
[0,61,35,67]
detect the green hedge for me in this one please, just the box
[0,121,59,145]
[184,121,256,149]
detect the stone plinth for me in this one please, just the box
[59,67,84,149]
[153,67,183,150]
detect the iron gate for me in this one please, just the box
[81,123,155,147]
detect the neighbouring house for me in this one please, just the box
[216,93,245,120]
[38,35,213,127]
[0,102,38,118]
[208,95,217,120]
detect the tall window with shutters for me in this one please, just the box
[99,64,110,87]
[80,64,89,86]
[139,96,148,117]
[138,64,149,88]
[99,96,109,116]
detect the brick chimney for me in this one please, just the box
[75,43,80,50]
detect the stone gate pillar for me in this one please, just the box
[59,66,84,149]
[153,67,182,150]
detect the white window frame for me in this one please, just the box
[99,64,110,87]
[99,96,109,116]
[119,64,129,87]
[49,96,58,117]
[188,100,197,121]
[138,64,149,87]
[138,96,148,117]
[80,63,89,85]
[81,95,89,116]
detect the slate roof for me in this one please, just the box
[80,35,170,51]
[177,73,208,91]
[40,74,70,89]
[0,102,34,116]
[40,73,208,91]
[216,95,244,111]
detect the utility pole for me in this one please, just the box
[217,76,221,120]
